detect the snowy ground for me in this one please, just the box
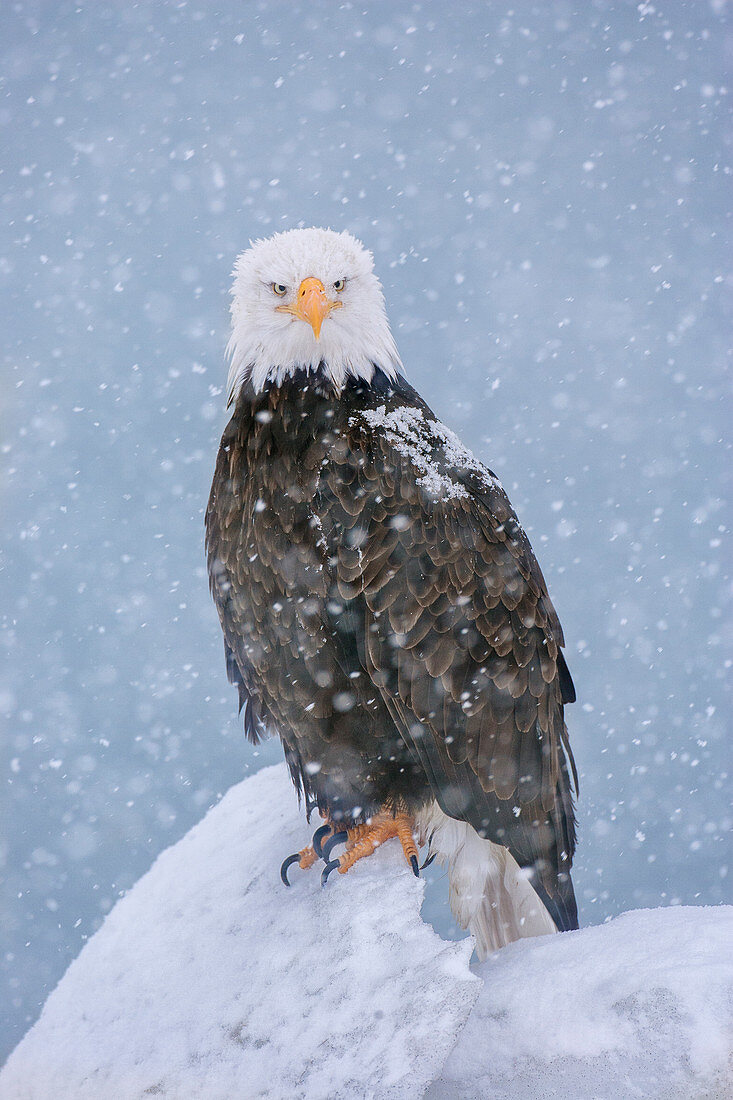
[2,764,730,1100]
[428,907,732,1100]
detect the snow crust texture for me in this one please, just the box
[2,765,731,1100]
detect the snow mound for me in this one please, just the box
[2,763,730,1100]
[428,906,732,1100]
[0,765,477,1100]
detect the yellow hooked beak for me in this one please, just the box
[277,277,341,339]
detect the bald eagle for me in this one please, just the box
[206,228,578,956]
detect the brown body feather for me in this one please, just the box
[206,368,578,928]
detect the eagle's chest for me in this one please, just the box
[225,396,363,674]
[240,411,333,583]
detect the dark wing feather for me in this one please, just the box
[206,419,271,746]
[318,383,578,924]
[224,637,267,743]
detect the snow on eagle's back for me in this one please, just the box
[1,764,731,1100]
[356,404,503,501]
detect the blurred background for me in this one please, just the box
[1,0,729,1061]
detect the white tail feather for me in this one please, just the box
[416,802,557,959]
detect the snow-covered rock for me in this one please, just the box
[2,764,731,1100]
[428,906,732,1100]
[0,765,477,1100]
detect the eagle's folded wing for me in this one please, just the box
[319,391,578,926]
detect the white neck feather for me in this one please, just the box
[225,228,402,404]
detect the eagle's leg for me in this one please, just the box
[345,823,371,850]
[321,809,420,885]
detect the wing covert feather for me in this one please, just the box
[316,388,577,899]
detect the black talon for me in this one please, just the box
[321,858,340,887]
[280,853,300,887]
[420,852,436,870]
[311,824,332,859]
[322,830,348,861]
[410,854,420,877]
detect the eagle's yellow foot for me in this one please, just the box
[280,843,319,886]
[321,810,419,886]
[280,822,347,886]
[312,822,350,862]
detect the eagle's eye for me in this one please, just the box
[272,283,288,297]
[333,278,346,292]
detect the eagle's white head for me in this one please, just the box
[226,227,402,403]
